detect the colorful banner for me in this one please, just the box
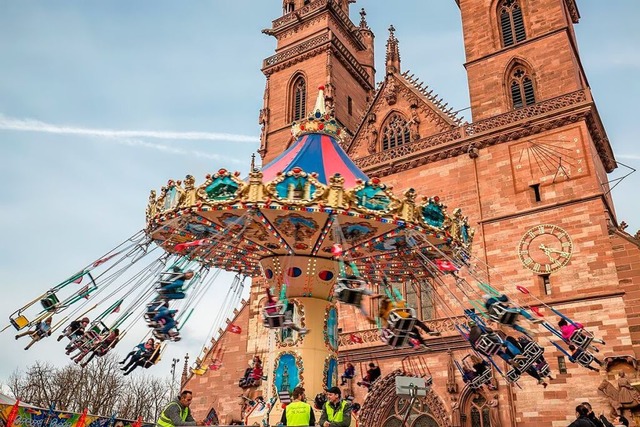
[0,404,153,427]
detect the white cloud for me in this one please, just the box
[0,114,258,143]
[111,137,243,163]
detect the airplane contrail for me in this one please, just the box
[0,114,258,142]
[114,137,244,163]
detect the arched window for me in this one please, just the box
[499,0,526,47]
[509,66,536,109]
[283,1,295,14]
[381,113,411,150]
[291,76,306,122]
[468,394,492,427]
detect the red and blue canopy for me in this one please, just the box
[262,133,369,188]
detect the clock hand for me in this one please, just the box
[538,244,556,262]
[539,244,570,258]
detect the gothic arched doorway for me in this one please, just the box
[359,370,450,427]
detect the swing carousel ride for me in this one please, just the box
[5,88,607,424]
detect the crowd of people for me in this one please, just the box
[568,402,629,427]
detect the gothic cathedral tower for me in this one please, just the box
[258,0,375,163]
[454,0,622,292]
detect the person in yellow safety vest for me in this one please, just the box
[280,386,316,426]
[319,386,352,427]
[156,390,204,427]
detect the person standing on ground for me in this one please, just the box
[568,405,597,427]
[319,386,351,427]
[156,390,204,427]
[581,402,604,427]
[280,386,315,426]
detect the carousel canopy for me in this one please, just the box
[144,88,473,285]
[262,132,368,188]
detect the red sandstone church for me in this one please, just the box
[182,1,640,426]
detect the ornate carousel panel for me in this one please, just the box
[272,351,304,395]
[259,209,327,255]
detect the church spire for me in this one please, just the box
[385,25,401,75]
[181,353,189,389]
[359,8,369,30]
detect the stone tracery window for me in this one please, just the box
[509,65,536,109]
[403,280,434,321]
[291,75,306,122]
[381,113,411,151]
[468,394,492,427]
[499,0,526,47]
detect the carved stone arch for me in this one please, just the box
[380,110,412,151]
[457,386,496,427]
[503,57,538,109]
[287,71,308,123]
[359,369,451,427]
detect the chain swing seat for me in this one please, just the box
[262,303,286,329]
[66,320,108,355]
[460,355,494,390]
[152,328,181,342]
[40,292,61,312]
[569,328,594,349]
[9,313,30,331]
[68,328,101,355]
[505,368,521,384]
[487,303,518,325]
[511,341,544,372]
[469,369,494,389]
[144,300,166,322]
[381,308,418,348]
[388,308,417,332]
[535,360,552,378]
[571,348,596,369]
[473,333,504,356]
[382,328,412,348]
[157,270,184,286]
[335,276,367,306]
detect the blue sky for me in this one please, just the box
[0,1,638,387]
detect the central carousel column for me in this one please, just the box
[259,254,340,413]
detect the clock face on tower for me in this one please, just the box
[517,224,573,274]
[509,127,589,193]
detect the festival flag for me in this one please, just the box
[132,416,143,427]
[331,243,343,256]
[72,272,85,284]
[6,400,20,427]
[112,301,122,314]
[530,306,544,317]
[227,324,242,334]
[76,408,89,427]
[348,333,363,344]
[174,239,208,252]
[92,252,121,268]
[435,259,458,272]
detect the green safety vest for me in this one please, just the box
[325,400,348,423]
[157,402,189,427]
[285,401,312,426]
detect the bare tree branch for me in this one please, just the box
[2,354,170,422]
